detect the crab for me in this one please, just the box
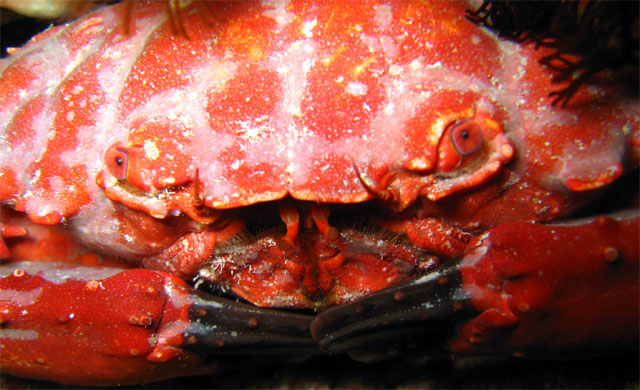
[0,0,638,386]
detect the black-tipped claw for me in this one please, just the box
[183,290,319,357]
[310,260,474,357]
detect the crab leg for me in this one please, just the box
[311,211,639,359]
[0,262,316,386]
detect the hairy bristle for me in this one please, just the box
[467,1,639,107]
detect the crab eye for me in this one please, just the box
[450,120,483,156]
[437,119,487,172]
[105,148,129,180]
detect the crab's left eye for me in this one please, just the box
[451,120,483,156]
[105,148,129,180]
[437,119,486,172]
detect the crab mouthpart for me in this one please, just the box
[197,202,438,309]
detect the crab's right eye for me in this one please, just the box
[450,120,483,156]
[105,148,129,180]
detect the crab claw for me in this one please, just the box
[311,210,639,360]
[182,289,317,357]
[0,262,316,386]
[449,211,639,358]
[310,260,473,359]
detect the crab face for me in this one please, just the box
[92,91,514,306]
[74,2,517,308]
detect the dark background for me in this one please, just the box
[1,352,639,389]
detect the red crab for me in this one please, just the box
[0,0,638,386]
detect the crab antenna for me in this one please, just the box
[194,1,227,26]
[277,204,300,251]
[311,205,339,242]
[166,0,189,39]
[351,159,401,206]
[191,168,204,208]
[120,1,133,36]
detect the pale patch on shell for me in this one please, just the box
[301,19,317,38]
[261,0,294,28]
[0,287,42,307]
[0,329,39,340]
[373,4,393,29]
[0,262,123,283]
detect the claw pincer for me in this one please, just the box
[452,212,639,358]
[0,262,314,386]
[311,212,639,359]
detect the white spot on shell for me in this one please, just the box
[0,287,42,307]
[160,177,176,186]
[301,19,317,38]
[374,4,393,28]
[410,58,424,71]
[71,85,84,94]
[0,329,39,340]
[144,140,160,160]
[345,81,367,96]
[389,64,402,76]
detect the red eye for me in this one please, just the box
[450,120,483,156]
[105,147,129,180]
